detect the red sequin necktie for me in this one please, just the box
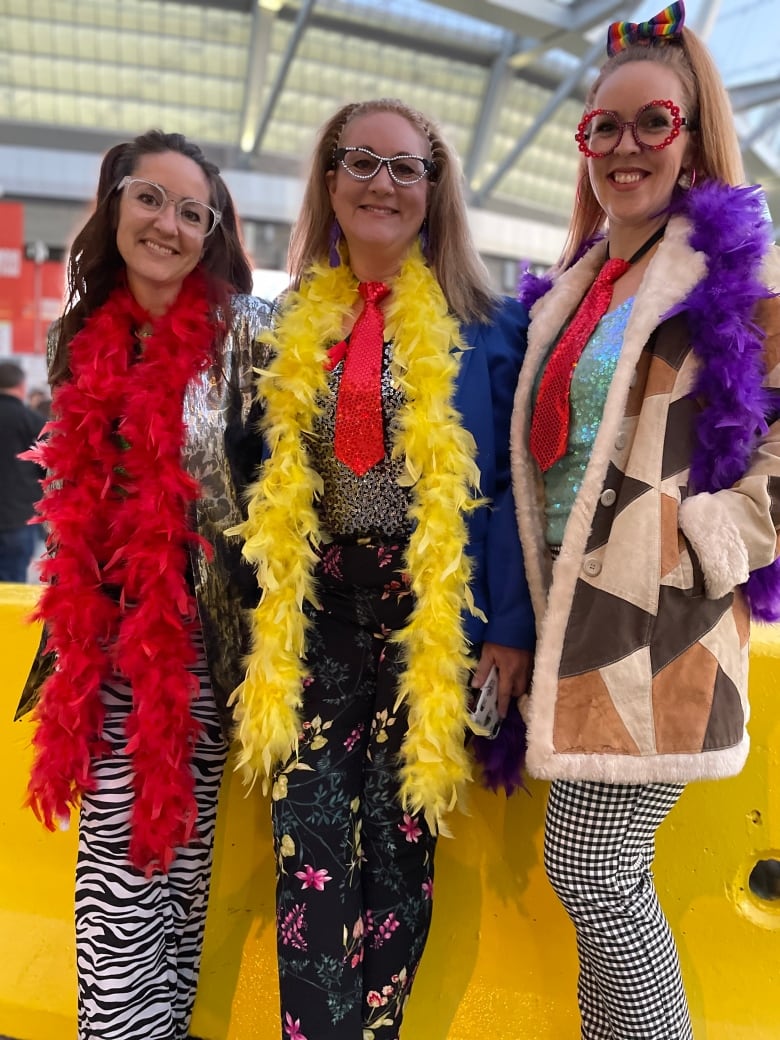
[333,281,391,476]
[529,257,630,472]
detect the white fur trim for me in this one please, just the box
[760,242,780,292]
[525,734,749,784]
[679,492,750,598]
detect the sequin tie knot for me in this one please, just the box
[333,280,391,476]
[530,257,630,472]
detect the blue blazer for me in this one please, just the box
[457,296,534,650]
[227,295,535,652]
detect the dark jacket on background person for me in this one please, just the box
[0,393,45,531]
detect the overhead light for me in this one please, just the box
[258,0,285,10]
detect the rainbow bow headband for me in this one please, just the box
[607,1,685,57]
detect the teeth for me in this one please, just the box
[144,240,175,255]
[612,171,643,184]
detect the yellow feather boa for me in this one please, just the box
[231,245,485,830]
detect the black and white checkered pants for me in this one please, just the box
[545,780,693,1040]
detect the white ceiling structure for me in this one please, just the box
[1,0,779,256]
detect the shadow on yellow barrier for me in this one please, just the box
[1,582,778,1039]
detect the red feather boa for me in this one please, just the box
[26,271,217,875]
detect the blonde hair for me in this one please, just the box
[287,97,498,323]
[559,29,745,269]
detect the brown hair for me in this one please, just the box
[559,29,745,269]
[287,97,498,323]
[51,129,254,385]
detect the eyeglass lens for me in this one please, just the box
[577,102,682,157]
[125,179,217,235]
[340,148,428,184]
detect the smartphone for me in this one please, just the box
[468,665,502,740]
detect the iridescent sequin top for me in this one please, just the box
[537,298,634,545]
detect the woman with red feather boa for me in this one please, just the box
[15,129,270,1040]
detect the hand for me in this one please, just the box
[471,642,533,718]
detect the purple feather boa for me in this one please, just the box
[670,182,779,619]
[478,181,780,794]
[471,703,528,797]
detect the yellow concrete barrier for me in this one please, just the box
[1,583,778,1039]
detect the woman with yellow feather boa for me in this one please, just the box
[229,97,534,1039]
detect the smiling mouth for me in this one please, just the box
[610,171,646,185]
[360,205,397,215]
[142,239,177,255]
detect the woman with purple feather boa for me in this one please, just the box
[511,2,780,1036]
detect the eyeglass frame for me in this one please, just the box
[332,146,436,186]
[575,99,691,159]
[116,176,222,238]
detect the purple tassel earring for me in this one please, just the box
[419,219,431,262]
[328,218,342,268]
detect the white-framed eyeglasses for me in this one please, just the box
[333,147,435,186]
[117,176,222,238]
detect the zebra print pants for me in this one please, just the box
[75,632,228,1040]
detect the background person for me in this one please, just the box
[0,360,45,582]
[16,129,270,1040]
[229,97,535,1039]
[512,3,780,1037]
[27,386,52,419]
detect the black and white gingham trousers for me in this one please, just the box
[544,780,694,1039]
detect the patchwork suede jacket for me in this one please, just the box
[512,195,780,784]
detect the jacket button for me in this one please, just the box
[583,558,602,577]
[600,488,617,507]
[615,434,626,451]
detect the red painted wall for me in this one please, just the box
[0,201,65,358]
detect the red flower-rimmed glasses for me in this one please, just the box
[575,99,690,159]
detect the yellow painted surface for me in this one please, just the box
[1,583,778,1039]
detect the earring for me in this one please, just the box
[419,219,432,262]
[328,217,342,268]
[677,167,697,191]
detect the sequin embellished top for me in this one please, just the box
[537,298,634,545]
[309,339,413,541]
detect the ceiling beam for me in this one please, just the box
[246,0,316,156]
[742,107,780,150]
[433,0,623,40]
[239,3,277,154]
[464,31,518,184]
[729,80,780,114]
[471,33,604,207]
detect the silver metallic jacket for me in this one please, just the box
[184,294,271,733]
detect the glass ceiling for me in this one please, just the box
[0,0,777,236]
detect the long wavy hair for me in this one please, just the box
[51,129,254,385]
[287,97,498,323]
[559,29,746,270]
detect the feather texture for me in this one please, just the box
[232,245,483,830]
[24,271,216,875]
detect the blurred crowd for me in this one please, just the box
[0,360,48,583]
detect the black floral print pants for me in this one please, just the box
[272,542,437,1040]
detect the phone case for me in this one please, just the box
[468,665,501,739]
